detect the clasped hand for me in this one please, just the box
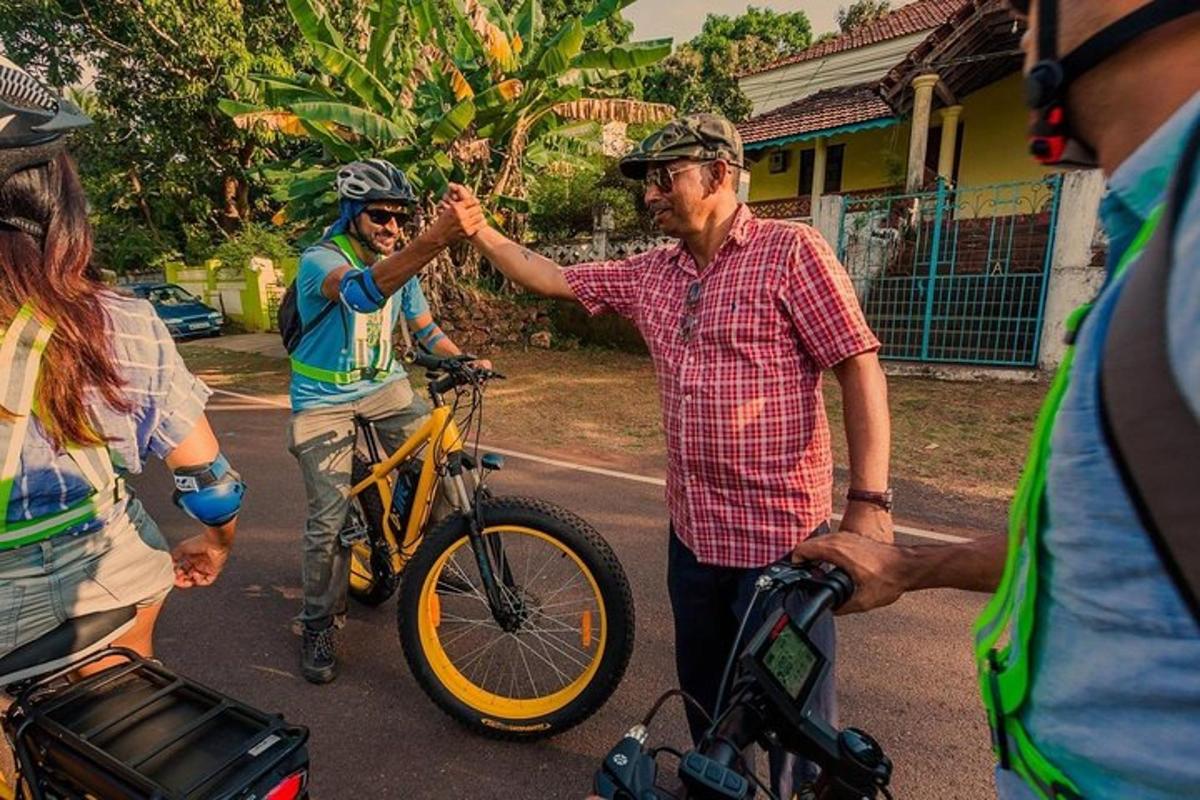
[424,183,487,247]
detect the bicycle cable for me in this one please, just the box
[712,582,764,719]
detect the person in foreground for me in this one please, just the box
[446,114,892,797]
[0,57,240,668]
[792,1,1200,798]
[286,160,483,684]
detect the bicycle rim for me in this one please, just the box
[416,525,607,719]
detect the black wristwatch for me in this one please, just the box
[847,487,894,513]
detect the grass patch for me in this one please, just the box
[179,341,1045,503]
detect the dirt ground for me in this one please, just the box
[180,342,1046,506]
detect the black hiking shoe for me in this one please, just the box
[301,624,338,684]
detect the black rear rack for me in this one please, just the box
[10,647,308,800]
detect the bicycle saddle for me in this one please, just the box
[0,606,136,686]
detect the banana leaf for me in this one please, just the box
[533,17,584,78]
[290,101,413,145]
[367,0,402,76]
[582,0,638,28]
[430,99,477,145]
[285,0,344,50]
[311,43,396,111]
[513,0,542,53]
[494,194,531,213]
[299,119,360,163]
[408,0,438,41]
[252,74,337,105]
[570,39,672,72]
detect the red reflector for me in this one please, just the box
[265,770,307,800]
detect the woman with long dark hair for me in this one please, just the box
[0,57,243,665]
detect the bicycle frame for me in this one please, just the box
[347,403,469,576]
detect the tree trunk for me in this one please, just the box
[127,168,156,231]
[220,174,241,233]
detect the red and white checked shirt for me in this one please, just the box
[563,204,879,567]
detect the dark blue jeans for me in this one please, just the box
[667,526,837,798]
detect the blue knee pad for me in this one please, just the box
[339,268,386,313]
[172,453,245,526]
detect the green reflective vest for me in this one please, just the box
[972,206,1164,800]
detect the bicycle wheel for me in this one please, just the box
[347,456,399,607]
[397,496,635,740]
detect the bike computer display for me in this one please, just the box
[754,613,826,705]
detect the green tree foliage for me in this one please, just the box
[529,159,649,242]
[642,7,812,122]
[0,0,332,267]
[837,0,892,33]
[233,0,673,248]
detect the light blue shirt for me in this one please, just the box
[288,242,430,411]
[7,293,211,535]
[998,92,1200,799]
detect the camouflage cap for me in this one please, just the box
[618,113,745,180]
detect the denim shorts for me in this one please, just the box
[0,497,174,658]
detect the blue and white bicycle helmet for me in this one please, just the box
[334,159,417,204]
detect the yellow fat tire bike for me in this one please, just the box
[343,352,635,740]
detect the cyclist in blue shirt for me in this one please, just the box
[287,160,484,683]
[793,2,1199,798]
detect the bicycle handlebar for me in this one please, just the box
[595,563,892,800]
[402,349,506,399]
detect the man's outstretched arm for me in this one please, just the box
[791,531,1008,614]
[446,183,576,301]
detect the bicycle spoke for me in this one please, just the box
[427,527,611,701]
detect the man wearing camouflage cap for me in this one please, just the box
[445,112,892,795]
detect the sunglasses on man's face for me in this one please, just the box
[363,208,411,227]
[643,162,709,195]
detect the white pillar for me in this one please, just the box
[1039,169,1107,369]
[937,104,963,182]
[906,73,940,191]
[811,137,828,210]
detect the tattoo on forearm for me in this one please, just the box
[521,248,533,262]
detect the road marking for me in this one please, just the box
[209,387,974,544]
[483,445,667,487]
[211,387,289,408]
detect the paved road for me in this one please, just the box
[136,396,997,799]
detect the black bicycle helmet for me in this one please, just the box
[334,159,417,204]
[0,56,92,185]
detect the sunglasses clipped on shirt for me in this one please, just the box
[363,208,412,227]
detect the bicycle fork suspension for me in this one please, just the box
[446,453,522,631]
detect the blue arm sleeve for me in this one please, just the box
[339,268,387,313]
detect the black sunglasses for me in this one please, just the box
[363,208,412,226]
[644,162,709,195]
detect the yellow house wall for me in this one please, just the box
[747,123,909,202]
[956,72,1057,188]
[748,72,1059,205]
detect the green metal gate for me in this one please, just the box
[837,176,1061,367]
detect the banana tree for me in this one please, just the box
[222,0,674,260]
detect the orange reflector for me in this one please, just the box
[581,610,593,649]
[430,593,441,629]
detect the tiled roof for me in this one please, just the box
[740,0,968,77]
[738,84,896,146]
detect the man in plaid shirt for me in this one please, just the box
[445,113,892,795]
